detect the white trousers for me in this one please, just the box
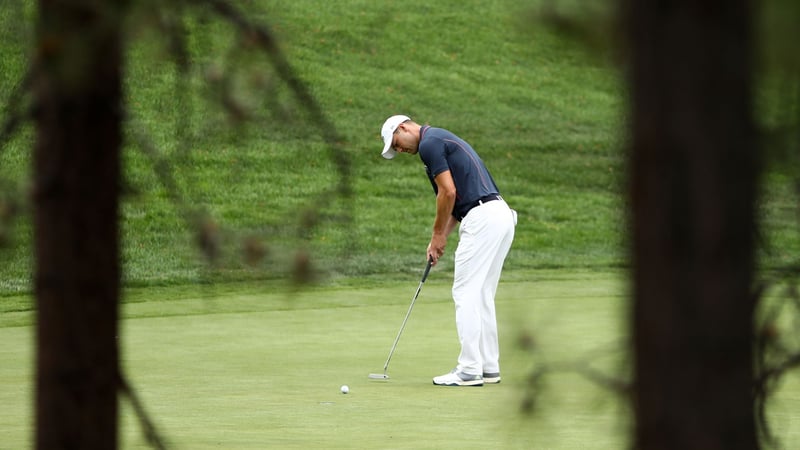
[452,199,515,376]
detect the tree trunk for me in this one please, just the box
[626,1,759,449]
[33,1,124,448]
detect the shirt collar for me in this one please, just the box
[420,125,430,139]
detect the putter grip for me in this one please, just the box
[421,257,433,283]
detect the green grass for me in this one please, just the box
[3,0,800,291]
[0,0,631,296]
[3,272,800,448]
[2,0,800,447]
[1,0,796,296]
[2,272,634,449]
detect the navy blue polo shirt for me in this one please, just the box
[417,126,500,219]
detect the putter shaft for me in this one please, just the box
[375,258,433,378]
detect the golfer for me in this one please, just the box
[379,115,516,386]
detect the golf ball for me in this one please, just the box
[340,385,349,394]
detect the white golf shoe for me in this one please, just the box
[432,369,484,386]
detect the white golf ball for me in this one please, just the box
[340,385,349,394]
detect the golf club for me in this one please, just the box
[368,257,433,380]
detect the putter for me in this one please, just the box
[369,257,433,380]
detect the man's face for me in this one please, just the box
[391,124,418,155]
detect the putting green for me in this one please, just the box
[2,271,798,448]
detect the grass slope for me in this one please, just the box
[0,2,797,294]
[0,0,628,296]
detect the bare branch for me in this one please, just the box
[515,334,630,416]
[127,119,190,215]
[0,65,34,158]
[119,374,169,450]
[758,351,800,388]
[127,118,222,264]
[190,0,351,185]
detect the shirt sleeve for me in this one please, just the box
[418,135,450,178]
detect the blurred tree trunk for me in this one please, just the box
[625,1,759,449]
[33,1,125,448]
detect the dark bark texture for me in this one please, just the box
[626,1,759,449]
[33,1,125,448]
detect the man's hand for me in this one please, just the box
[427,233,447,265]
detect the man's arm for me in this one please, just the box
[427,170,457,265]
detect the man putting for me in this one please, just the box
[379,115,516,387]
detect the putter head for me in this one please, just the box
[368,373,389,380]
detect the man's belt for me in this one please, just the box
[457,194,502,221]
